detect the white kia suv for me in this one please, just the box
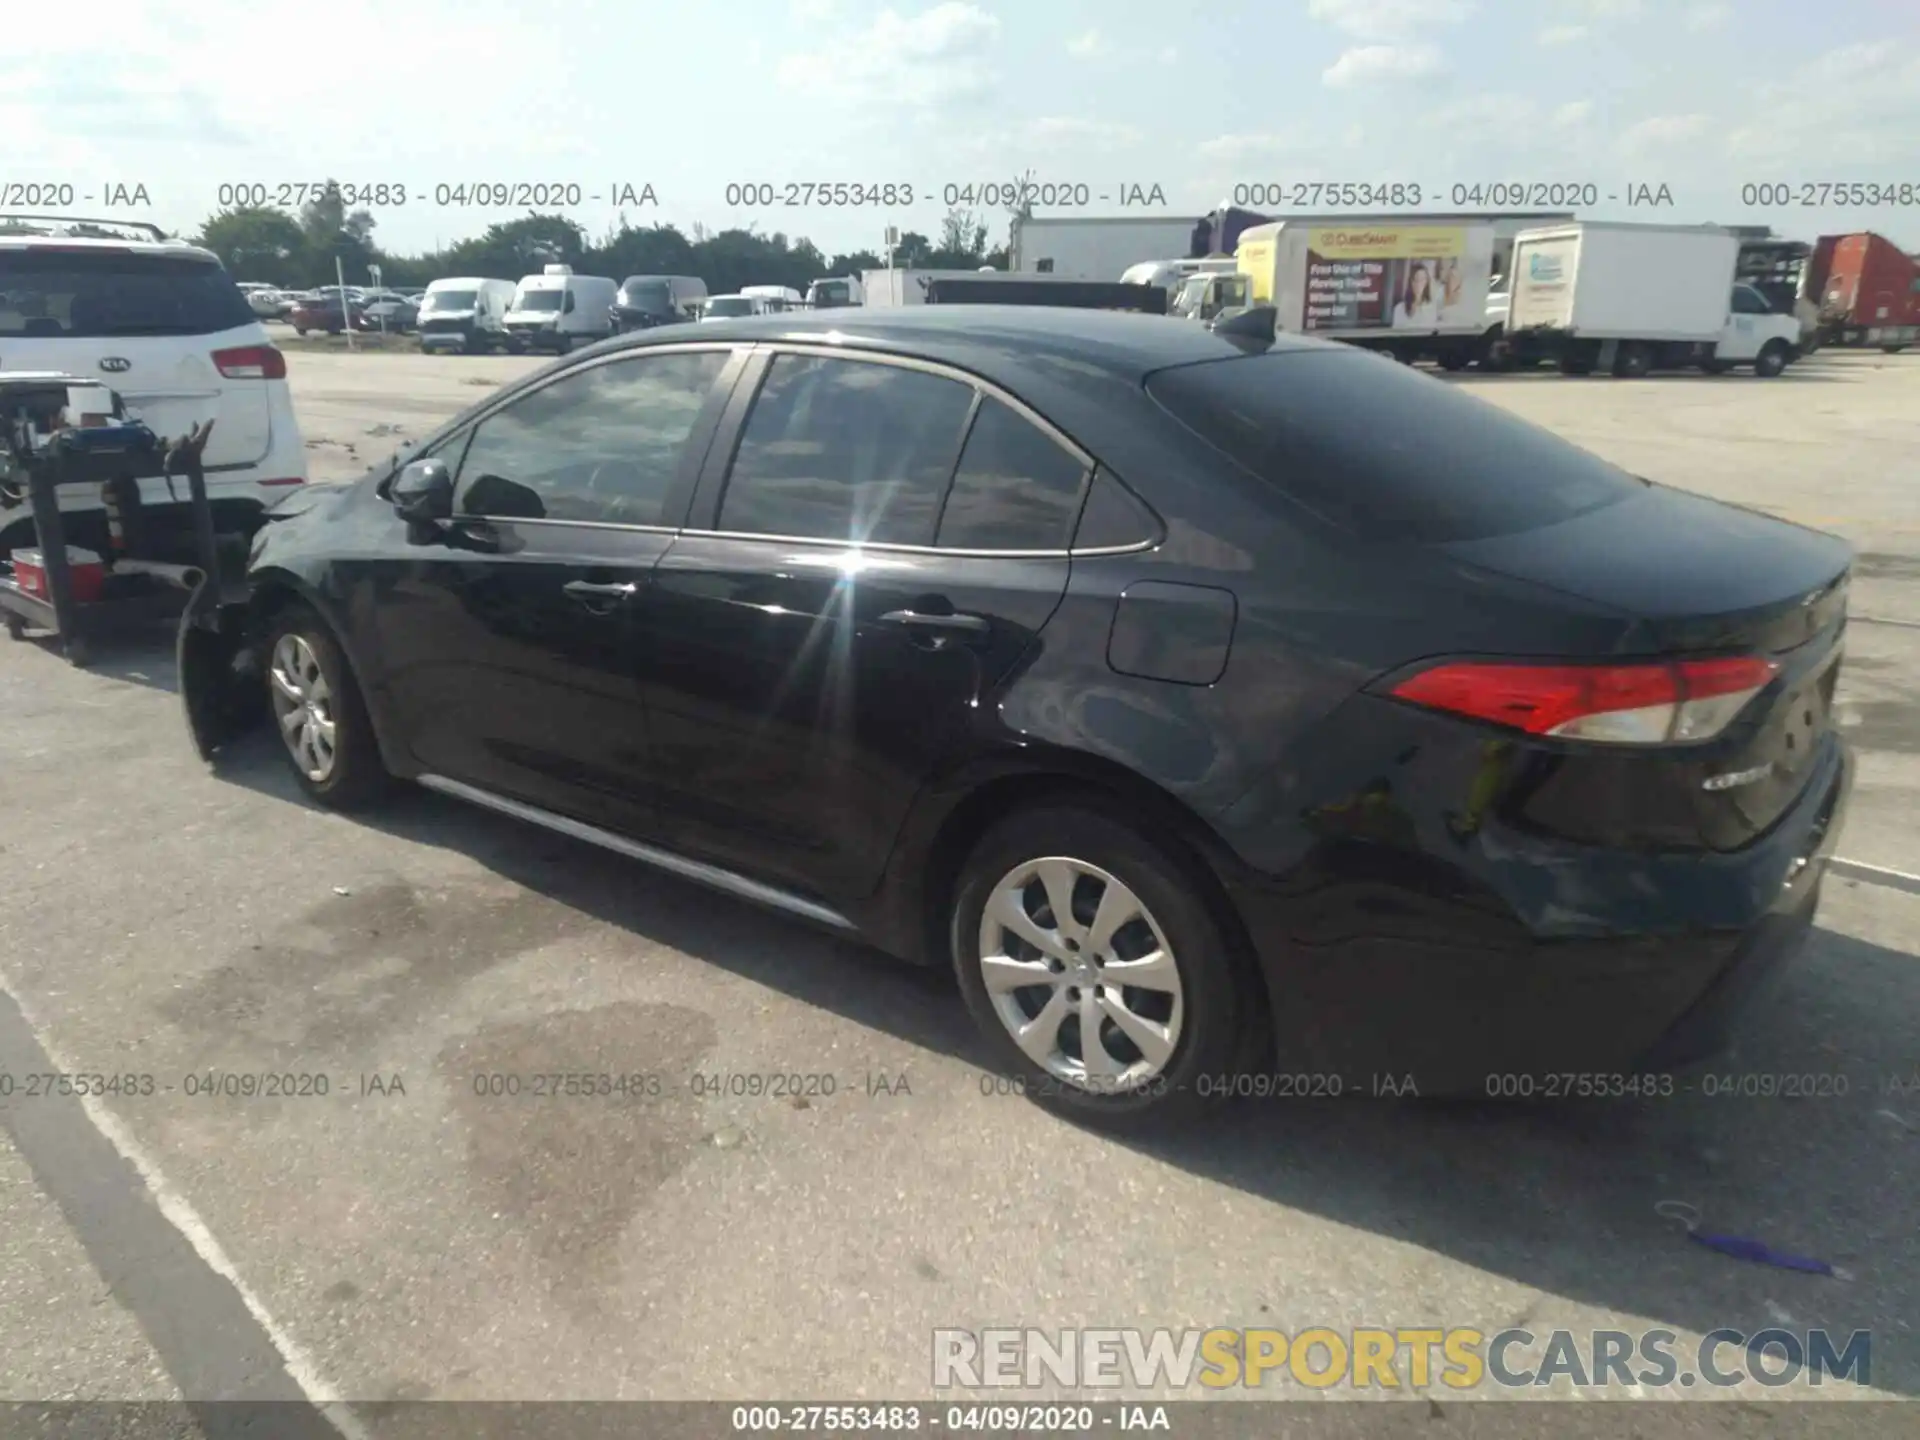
[0,218,308,558]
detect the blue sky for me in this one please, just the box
[5,0,1917,257]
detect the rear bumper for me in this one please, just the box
[1224,737,1853,1096]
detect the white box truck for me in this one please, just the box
[1010,216,1202,281]
[861,268,1029,306]
[1505,222,1802,377]
[1232,218,1498,367]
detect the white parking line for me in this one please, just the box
[0,967,373,1440]
[1831,856,1920,897]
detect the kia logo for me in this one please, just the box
[99,357,131,373]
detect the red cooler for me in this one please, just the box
[10,547,106,604]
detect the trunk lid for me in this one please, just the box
[1444,485,1852,851]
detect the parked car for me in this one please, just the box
[289,288,366,335]
[179,307,1853,1129]
[611,274,707,332]
[355,291,419,331]
[241,286,292,320]
[0,219,308,562]
[699,294,771,320]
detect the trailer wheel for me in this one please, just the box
[1611,343,1652,378]
[1438,351,1469,372]
[1884,346,1907,355]
[1558,355,1594,376]
[1753,340,1791,377]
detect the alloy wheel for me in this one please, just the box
[976,856,1184,1093]
[269,634,337,782]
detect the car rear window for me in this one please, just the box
[0,250,255,338]
[1145,350,1645,543]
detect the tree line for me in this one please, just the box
[189,183,1015,295]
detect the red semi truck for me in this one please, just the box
[1807,232,1920,352]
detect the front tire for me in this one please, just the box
[1754,340,1791,377]
[264,608,387,809]
[950,805,1252,1130]
[1611,342,1652,378]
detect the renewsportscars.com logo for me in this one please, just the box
[932,1327,1871,1392]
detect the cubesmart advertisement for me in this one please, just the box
[1305,227,1469,331]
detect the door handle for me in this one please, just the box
[563,579,637,600]
[879,608,988,634]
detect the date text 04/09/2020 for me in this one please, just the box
[211,181,659,210]
[728,1404,1172,1433]
[1226,181,1677,209]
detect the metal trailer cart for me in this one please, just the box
[0,373,219,667]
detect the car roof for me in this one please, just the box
[606,304,1331,380]
[0,231,220,263]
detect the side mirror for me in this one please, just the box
[392,458,453,523]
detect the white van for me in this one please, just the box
[740,284,804,313]
[805,276,864,309]
[418,277,518,354]
[503,265,619,354]
[700,294,773,321]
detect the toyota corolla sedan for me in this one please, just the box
[179,306,1853,1128]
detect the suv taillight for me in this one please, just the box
[1387,656,1779,745]
[212,344,286,380]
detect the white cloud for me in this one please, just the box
[1725,40,1920,167]
[1553,99,1594,127]
[777,3,1001,109]
[1683,2,1731,30]
[1617,113,1710,154]
[790,0,837,20]
[1066,29,1104,57]
[1539,24,1588,45]
[1322,44,1445,87]
[1307,0,1473,40]
[1027,117,1144,146]
[1569,0,1641,15]
[1196,131,1312,164]
[1159,46,1180,63]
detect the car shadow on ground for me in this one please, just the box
[194,719,1920,1396]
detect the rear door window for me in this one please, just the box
[935,397,1089,551]
[0,251,254,337]
[718,354,975,545]
[1146,350,1644,543]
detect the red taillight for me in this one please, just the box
[1388,656,1778,745]
[211,344,286,380]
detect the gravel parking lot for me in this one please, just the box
[2,347,1917,1426]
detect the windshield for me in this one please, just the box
[1172,276,1210,314]
[620,281,672,309]
[514,289,564,312]
[0,251,256,337]
[811,281,850,305]
[1147,350,1642,543]
[704,296,755,317]
[424,290,477,311]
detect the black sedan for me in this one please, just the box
[179,306,1854,1127]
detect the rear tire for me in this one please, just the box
[263,607,388,810]
[1754,340,1791,377]
[1611,342,1652,378]
[1438,351,1469,372]
[1559,354,1594,376]
[949,804,1253,1131]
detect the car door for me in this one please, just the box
[372,344,744,835]
[1718,285,1769,360]
[634,347,1089,902]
